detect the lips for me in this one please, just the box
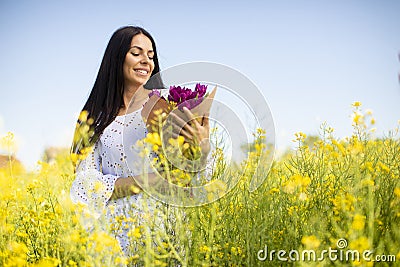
[134,68,149,75]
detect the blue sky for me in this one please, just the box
[0,0,399,168]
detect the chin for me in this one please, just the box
[131,74,147,82]
[133,79,149,87]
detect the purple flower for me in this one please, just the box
[149,89,161,98]
[167,83,208,111]
[168,86,188,103]
[177,97,204,111]
[195,83,207,97]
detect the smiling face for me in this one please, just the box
[123,33,155,87]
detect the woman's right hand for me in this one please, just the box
[110,176,142,200]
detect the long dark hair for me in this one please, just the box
[71,26,163,157]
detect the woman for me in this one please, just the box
[70,26,209,256]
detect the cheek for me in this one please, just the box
[122,62,130,77]
[123,56,130,72]
[123,55,137,74]
[124,54,135,66]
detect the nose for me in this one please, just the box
[140,55,150,64]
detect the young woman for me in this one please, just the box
[70,26,209,256]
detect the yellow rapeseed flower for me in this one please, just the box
[394,188,400,198]
[332,139,346,156]
[283,174,311,194]
[301,235,321,249]
[378,162,390,174]
[68,259,78,267]
[129,227,142,239]
[170,168,191,186]
[349,236,370,251]
[0,131,19,153]
[269,187,280,194]
[370,118,376,125]
[294,132,307,142]
[93,181,105,193]
[361,178,374,187]
[352,214,366,230]
[70,153,79,164]
[352,111,363,126]
[144,132,162,146]
[78,110,89,122]
[199,245,211,253]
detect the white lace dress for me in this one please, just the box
[70,106,159,255]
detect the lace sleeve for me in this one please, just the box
[70,140,119,214]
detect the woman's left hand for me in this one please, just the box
[170,107,210,156]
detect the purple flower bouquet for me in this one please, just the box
[142,83,217,132]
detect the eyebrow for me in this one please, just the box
[131,46,154,53]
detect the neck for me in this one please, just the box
[121,83,150,114]
[123,84,143,107]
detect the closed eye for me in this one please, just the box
[130,45,154,59]
[131,52,154,60]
